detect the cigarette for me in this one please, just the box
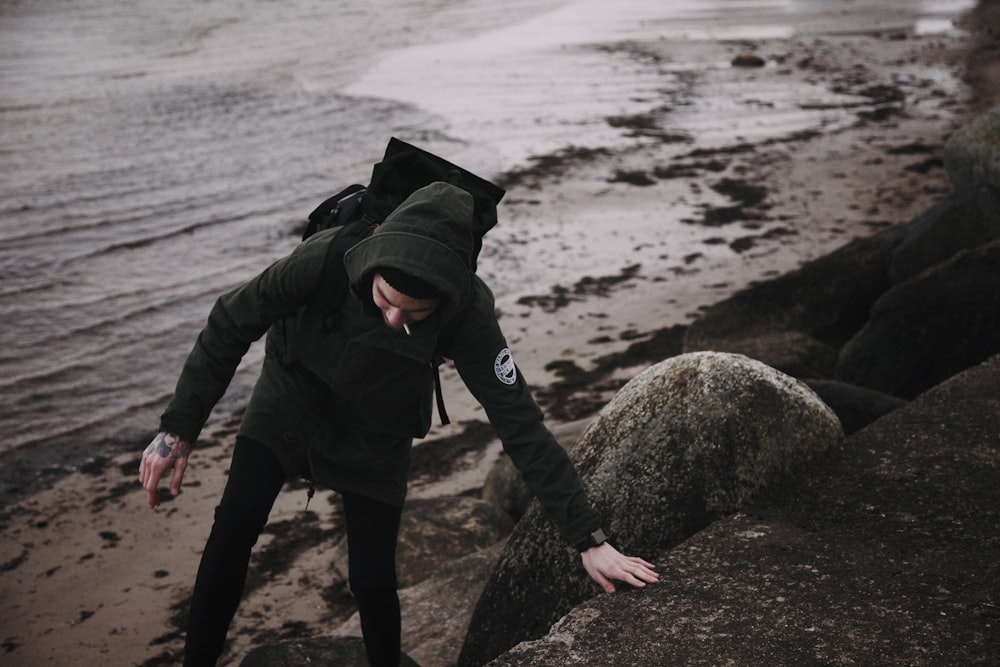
[403,323,412,336]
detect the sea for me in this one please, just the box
[0,0,976,495]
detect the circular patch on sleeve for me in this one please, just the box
[493,347,517,385]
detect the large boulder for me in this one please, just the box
[888,183,1000,284]
[459,352,843,667]
[944,105,1000,191]
[709,330,839,379]
[246,526,507,667]
[683,232,894,355]
[837,240,1000,398]
[801,378,907,435]
[333,541,507,667]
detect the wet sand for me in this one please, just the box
[0,5,990,666]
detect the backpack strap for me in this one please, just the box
[428,303,474,427]
[432,366,450,426]
[316,217,379,332]
[303,184,367,241]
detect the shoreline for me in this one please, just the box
[0,5,991,666]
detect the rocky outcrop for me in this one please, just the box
[459,352,842,667]
[482,353,1000,666]
[683,106,1000,431]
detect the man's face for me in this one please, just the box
[371,273,440,331]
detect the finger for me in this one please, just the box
[617,569,649,588]
[627,556,658,570]
[631,566,660,584]
[611,560,659,587]
[624,560,660,581]
[585,562,617,593]
[595,573,616,593]
[169,457,187,498]
[145,464,164,509]
[139,454,154,487]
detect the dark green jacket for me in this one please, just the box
[160,182,600,544]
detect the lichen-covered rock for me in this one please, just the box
[460,352,843,667]
[944,105,1000,191]
[837,240,1000,398]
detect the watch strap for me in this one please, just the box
[575,528,608,552]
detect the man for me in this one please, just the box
[140,180,658,666]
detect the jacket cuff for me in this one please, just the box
[157,419,199,446]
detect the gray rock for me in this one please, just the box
[709,330,839,379]
[683,232,893,354]
[333,541,507,667]
[944,105,1000,191]
[460,352,843,667]
[732,52,766,67]
[889,184,1000,284]
[330,496,513,589]
[801,378,907,435]
[484,353,1000,667]
[837,239,1000,398]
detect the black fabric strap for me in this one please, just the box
[433,364,450,426]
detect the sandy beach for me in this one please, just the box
[0,2,991,666]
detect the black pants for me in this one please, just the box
[183,437,403,667]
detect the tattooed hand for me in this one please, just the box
[138,431,193,509]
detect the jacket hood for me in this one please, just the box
[343,182,476,322]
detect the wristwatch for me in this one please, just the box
[575,528,609,552]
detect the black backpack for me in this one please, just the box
[304,137,506,425]
[303,137,505,271]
